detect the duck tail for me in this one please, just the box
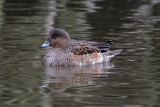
[103,49,123,61]
[108,41,114,46]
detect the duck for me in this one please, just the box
[40,28,122,66]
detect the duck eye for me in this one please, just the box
[52,35,57,39]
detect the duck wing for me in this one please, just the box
[89,41,114,53]
[71,42,100,55]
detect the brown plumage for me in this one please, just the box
[40,28,122,66]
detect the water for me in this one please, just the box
[0,0,160,107]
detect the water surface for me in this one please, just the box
[0,0,160,107]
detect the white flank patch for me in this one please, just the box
[97,53,104,63]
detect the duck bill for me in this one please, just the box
[40,40,51,48]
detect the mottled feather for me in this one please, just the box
[41,28,122,66]
[89,41,114,53]
[71,42,100,55]
[70,40,113,55]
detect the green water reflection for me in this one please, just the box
[0,0,160,107]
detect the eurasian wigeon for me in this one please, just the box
[40,28,122,66]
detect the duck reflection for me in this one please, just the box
[41,62,114,97]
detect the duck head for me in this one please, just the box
[40,28,71,48]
